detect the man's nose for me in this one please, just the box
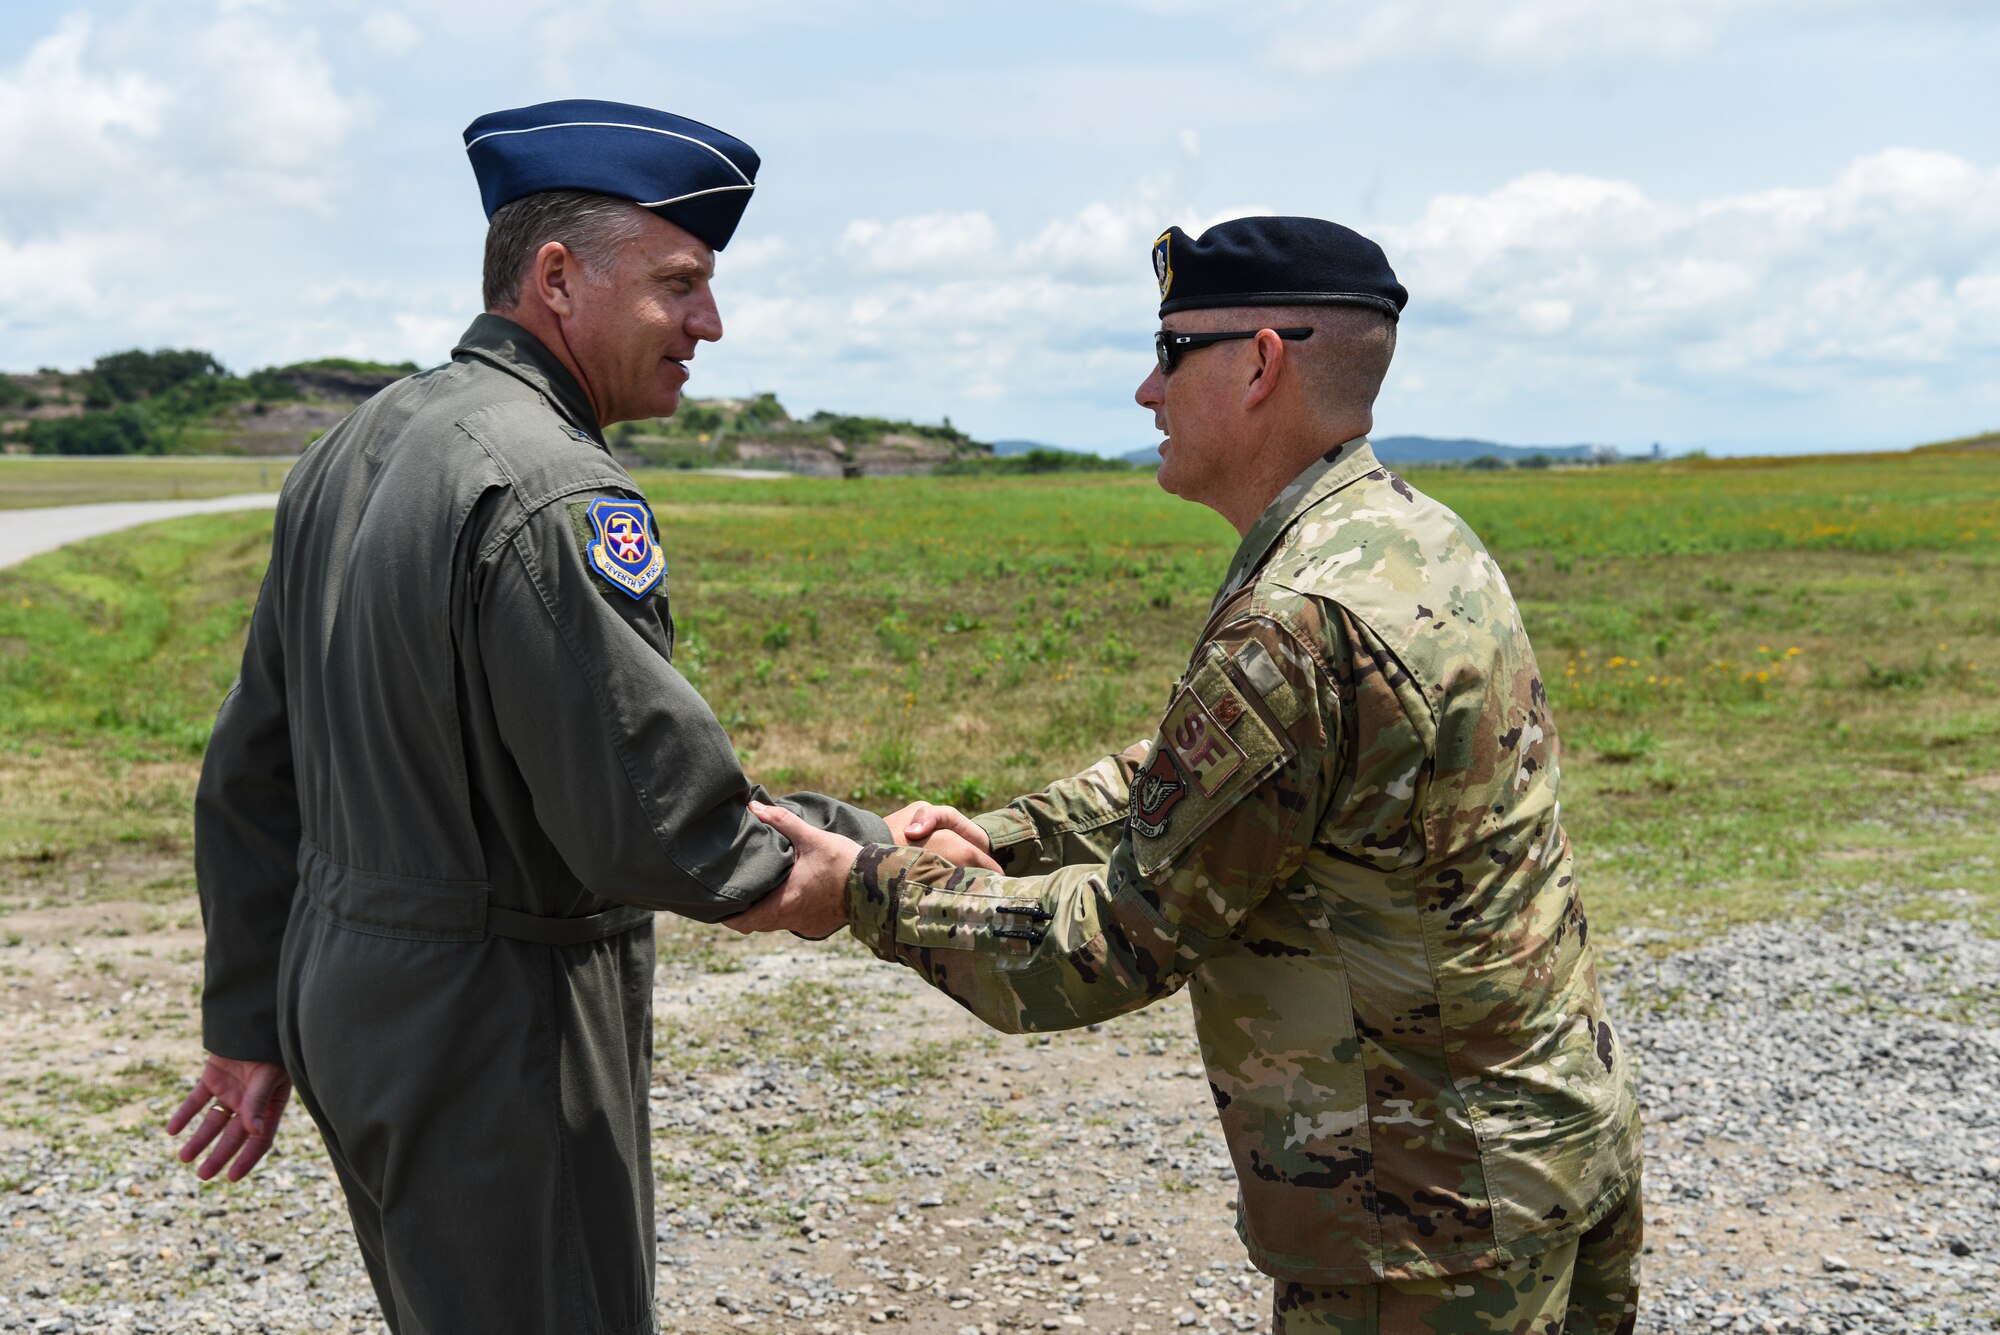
[688,290,723,343]
[1135,366,1165,411]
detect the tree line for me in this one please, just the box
[4,348,414,456]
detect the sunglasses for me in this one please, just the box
[1154,326,1312,375]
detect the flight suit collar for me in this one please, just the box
[452,313,606,448]
[1209,435,1382,617]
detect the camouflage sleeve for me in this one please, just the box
[846,609,1337,1033]
[970,739,1152,876]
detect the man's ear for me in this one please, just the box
[1242,326,1288,411]
[532,240,580,319]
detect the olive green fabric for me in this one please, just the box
[1272,1179,1642,1333]
[846,438,1641,1286]
[195,314,889,1334]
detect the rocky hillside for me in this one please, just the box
[0,351,409,458]
[611,394,990,476]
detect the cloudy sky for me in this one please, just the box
[2,0,1997,455]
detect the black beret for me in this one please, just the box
[464,99,760,251]
[1153,216,1407,320]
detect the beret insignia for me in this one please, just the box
[584,498,665,599]
[1152,230,1174,300]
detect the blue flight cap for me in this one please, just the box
[1153,216,1407,321]
[463,99,760,251]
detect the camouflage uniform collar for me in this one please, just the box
[1210,435,1380,616]
[452,313,607,448]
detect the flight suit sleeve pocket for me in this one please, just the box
[1129,647,1293,879]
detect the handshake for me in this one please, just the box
[723,799,1001,939]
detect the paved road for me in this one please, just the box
[0,493,279,570]
[0,468,805,573]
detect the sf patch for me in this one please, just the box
[584,497,665,599]
[1129,642,1295,879]
[1163,685,1247,797]
[1129,747,1187,839]
[1152,230,1174,300]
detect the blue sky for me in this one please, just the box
[2,1,1997,456]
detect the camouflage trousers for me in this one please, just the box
[1271,1180,1642,1334]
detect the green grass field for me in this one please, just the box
[2,448,1996,940]
[0,456,292,509]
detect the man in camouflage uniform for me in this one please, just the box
[737,216,1643,1333]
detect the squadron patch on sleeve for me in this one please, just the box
[1129,746,1187,839]
[583,497,665,599]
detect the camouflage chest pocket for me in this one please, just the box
[1129,644,1294,880]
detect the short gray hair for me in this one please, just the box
[482,190,649,311]
[1260,304,1398,417]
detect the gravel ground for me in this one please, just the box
[0,888,1994,1334]
[1620,903,2000,1333]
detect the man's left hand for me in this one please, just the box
[167,1055,292,1181]
[724,800,862,938]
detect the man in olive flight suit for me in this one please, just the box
[166,101,890,1335]
[740,218,1644,1333]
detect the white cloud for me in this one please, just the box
[166,10,360,195]
[1375,147,2000,438]
[359,9,423,58]
[841,211,1001,275]
[1022,202,1152,282]
[1,6,361,222]
[0,231,136,328]
[0,5,366,363]
[0,16,166,212]
[1113,0,1979,73]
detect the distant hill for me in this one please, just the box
[610,394,990,476]
[1372,436,1607,465]
[1121,435,1620,468]
[1913,430,2000,453]
[991,438,1087,457]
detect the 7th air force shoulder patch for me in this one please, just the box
[582,497,665,599]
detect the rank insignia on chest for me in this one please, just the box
[1129,748,1187,839]
[584,498,665,599]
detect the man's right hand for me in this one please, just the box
[886,801,993,854]
[916,828,1002,871]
